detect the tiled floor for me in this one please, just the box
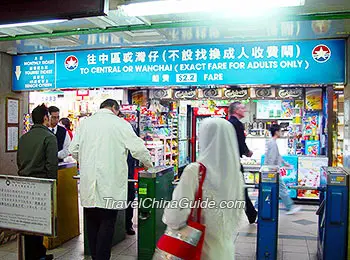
[0,193,319,260]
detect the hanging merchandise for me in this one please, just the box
[305,88,322,110]
[22,114,32,134]
[303,111,319,139]
[207,100,216,113]
[303,111,320,155]
[132,90,148,106]
[281,100,294,119]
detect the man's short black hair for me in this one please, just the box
[100,99,120,110]
[270,124,281,137]
[229,102,242,115]
[32,104,49,124]
[48,106,59,114]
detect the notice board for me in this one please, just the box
[0,175,57,236]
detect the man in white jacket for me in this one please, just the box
[69,99,153,260]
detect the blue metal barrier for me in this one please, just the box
[317,167,349,260]
[256,165,279,260]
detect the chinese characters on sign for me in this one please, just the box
[13,54,55,90]
[12,39,345,90]
[76,44,308,84]
[83,45,300,65]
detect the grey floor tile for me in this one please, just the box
[235,242,255,249]
[283,245,308,254]
[0,252,10,258]
[111,238,137,256]
[47,246,74,258]
[235,246,255,258]
[115,256,137,260]
[306,240,317,249]
[282,238,307,246]
[307,245,317,255]
[309,253,317,260]
[236,234,257,241]
[120,242,137,257]
[293,219,317,226]
[278,239,283,247]
[0,241,16,253]
[56,251,86,260]
[283,252,309,260]
[235,256,251,260]
[0,253,17,260]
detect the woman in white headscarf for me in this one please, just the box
[161,117,245,259]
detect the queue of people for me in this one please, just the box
[16,99,300,260]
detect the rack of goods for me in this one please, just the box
[137,102,179,173]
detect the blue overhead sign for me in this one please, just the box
[13,53,56,91]
[12,39,345,91]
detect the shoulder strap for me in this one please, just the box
[189,162,206,223]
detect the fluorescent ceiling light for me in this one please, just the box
[120,0,305,17]
[0,19,67,29]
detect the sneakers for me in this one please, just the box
[285,205,302,215]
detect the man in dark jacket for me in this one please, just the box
[48,106,70,162]
[228,102,257,224]
[118,111,137,235]
[17,104,58,260]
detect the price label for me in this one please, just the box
[176,73,197,83]
[139,188,147,195]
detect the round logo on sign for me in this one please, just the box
[64,55,79,71]
[312,44,331,63]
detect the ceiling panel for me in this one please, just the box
[0,0,348,54]
[0,19,346,55]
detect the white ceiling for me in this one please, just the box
[0,0,349,54]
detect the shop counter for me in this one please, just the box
[44,162,80,249]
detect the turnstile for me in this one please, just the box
[317,167,349,260]
[256,165,279,260]
[138,166,174,260]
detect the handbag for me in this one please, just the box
[153,162,207,260]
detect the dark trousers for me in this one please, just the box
[24,235,47,260]
[126,182,135,230]
[85,208,118,260]
[241,164,257,223]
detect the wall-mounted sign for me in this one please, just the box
[198,88,223,99]
[224,89,248,99]
[76,90,89,97]
[6,98,19,124]
[173,90,197,99]
[5,97,20,152]
[150,89,172,99]
[12,39,345,91]
[277,88,303,99]
[251,88,276,98]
